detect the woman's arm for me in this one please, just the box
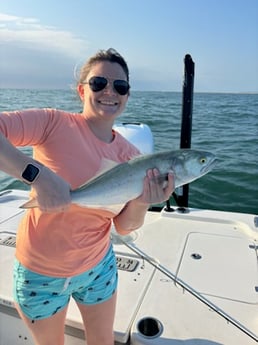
[0,132,37,179]
[0,133,71,212]
[113,169,174,235]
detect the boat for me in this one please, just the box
[0,56,257,344]
[1,122,257,344]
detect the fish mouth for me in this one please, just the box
[201,158,218,174]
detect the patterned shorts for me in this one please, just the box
[13,245,118,320]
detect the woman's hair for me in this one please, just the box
[77,48,129,85]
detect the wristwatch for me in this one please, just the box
[21,163,41,184]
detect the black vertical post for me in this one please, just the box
[177,54,195,207]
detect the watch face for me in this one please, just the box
[22,164,40,183]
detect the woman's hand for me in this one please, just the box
[32,166,71,213]
[135,168,175,206]
[113,169,174,235]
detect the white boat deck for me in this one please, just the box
[0,190,257,344]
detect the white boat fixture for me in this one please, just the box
[0,188,257,344]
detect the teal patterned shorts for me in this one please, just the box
[13,245,118,320]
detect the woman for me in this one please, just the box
[0,48,174,345]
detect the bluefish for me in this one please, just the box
[21,149,217,208]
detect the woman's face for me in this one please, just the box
[78,61,129,122]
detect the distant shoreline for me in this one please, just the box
[0,88,257,95]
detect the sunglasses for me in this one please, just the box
[84,76,130,96]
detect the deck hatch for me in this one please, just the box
[177,233,258,303]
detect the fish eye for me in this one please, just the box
[200,157,206,164]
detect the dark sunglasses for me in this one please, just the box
[85,76,130,96]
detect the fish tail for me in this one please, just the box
[20,198,38,209]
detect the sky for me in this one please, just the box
[0,0,257,92]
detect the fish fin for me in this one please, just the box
[97,158,120,174]
[74,159,120,192]
[20,198,38,209]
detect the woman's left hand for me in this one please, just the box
[114,169,174,235]
[136,168,175,206]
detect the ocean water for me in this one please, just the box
[0,89,257,215]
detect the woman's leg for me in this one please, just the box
[15,303,68,345]
[76,291,117,345]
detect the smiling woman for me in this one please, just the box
[0,47,174,345]
[76,49,132,138]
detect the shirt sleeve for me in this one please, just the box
[0,108,60,147]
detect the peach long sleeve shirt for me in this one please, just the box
[0,108,140,277]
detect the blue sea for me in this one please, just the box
[0,89,257,215]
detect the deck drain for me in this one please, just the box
[0,236,16,247]
[116,255,139,272]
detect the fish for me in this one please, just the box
[20,149,217,209]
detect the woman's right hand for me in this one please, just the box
[32,166,71,212]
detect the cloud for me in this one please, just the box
[0,13,90,88]
[0,13,89,58]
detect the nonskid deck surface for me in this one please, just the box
[0,190,257,344]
